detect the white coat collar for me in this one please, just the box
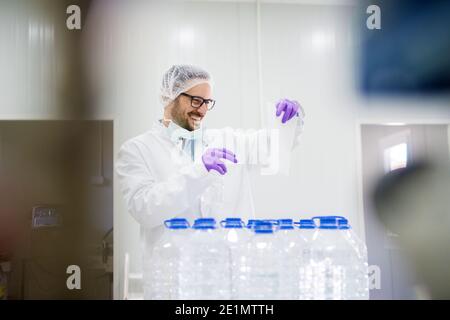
[155,119,203,144]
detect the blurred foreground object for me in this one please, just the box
[373,161,450,299]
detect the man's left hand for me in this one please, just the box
[275,98,301,124]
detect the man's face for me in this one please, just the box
[169,83,212,131]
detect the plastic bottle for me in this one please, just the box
[309,216,349,300]
[337,218,369,300]
[276,219,300,299]
[239,221,283,299]
[144,218,190,300]
[220,218,249,300]
[221,218,248,247]
[178,218,231,299]
[296,219,317,300]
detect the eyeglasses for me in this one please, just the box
[179,92,216,110]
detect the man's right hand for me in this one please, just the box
[202,148,238,175]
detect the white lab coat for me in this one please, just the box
[116,114,304,269]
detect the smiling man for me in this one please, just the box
[115,64,305,299]
[164,85,212,131]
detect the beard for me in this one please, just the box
[170,100,201,131]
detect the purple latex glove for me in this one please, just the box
[202,148,238,175]
[275,98,300,124]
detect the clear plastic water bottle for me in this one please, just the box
[309,216,349,300]
[179,218,231,300]
[220,218,249,300]
[144,218,190,300]
[296,219,317,300]
[276,219,300,299]
[337,217,369,300]
[239,221,283,299]
[221,218,248,247]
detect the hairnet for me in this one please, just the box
[160,65,213,107]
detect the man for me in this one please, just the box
[116,65,305,295]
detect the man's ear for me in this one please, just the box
[162,103,174,126]
[167,97,180,111]
[165,100,176,113]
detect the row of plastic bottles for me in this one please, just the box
[144,216,369,300]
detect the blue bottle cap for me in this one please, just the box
[253,222,274,234]
[246,219,261,229]
[297,219,316,229]
[247,219,279,229]
[221,218,245,228]
[312,215,351,230]
[315,216,339,229]
[278,219,294,230]
[164,218,190,229]
[337,218,351,229]
[193,218,217,229]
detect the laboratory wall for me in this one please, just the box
[0,0,91,120]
